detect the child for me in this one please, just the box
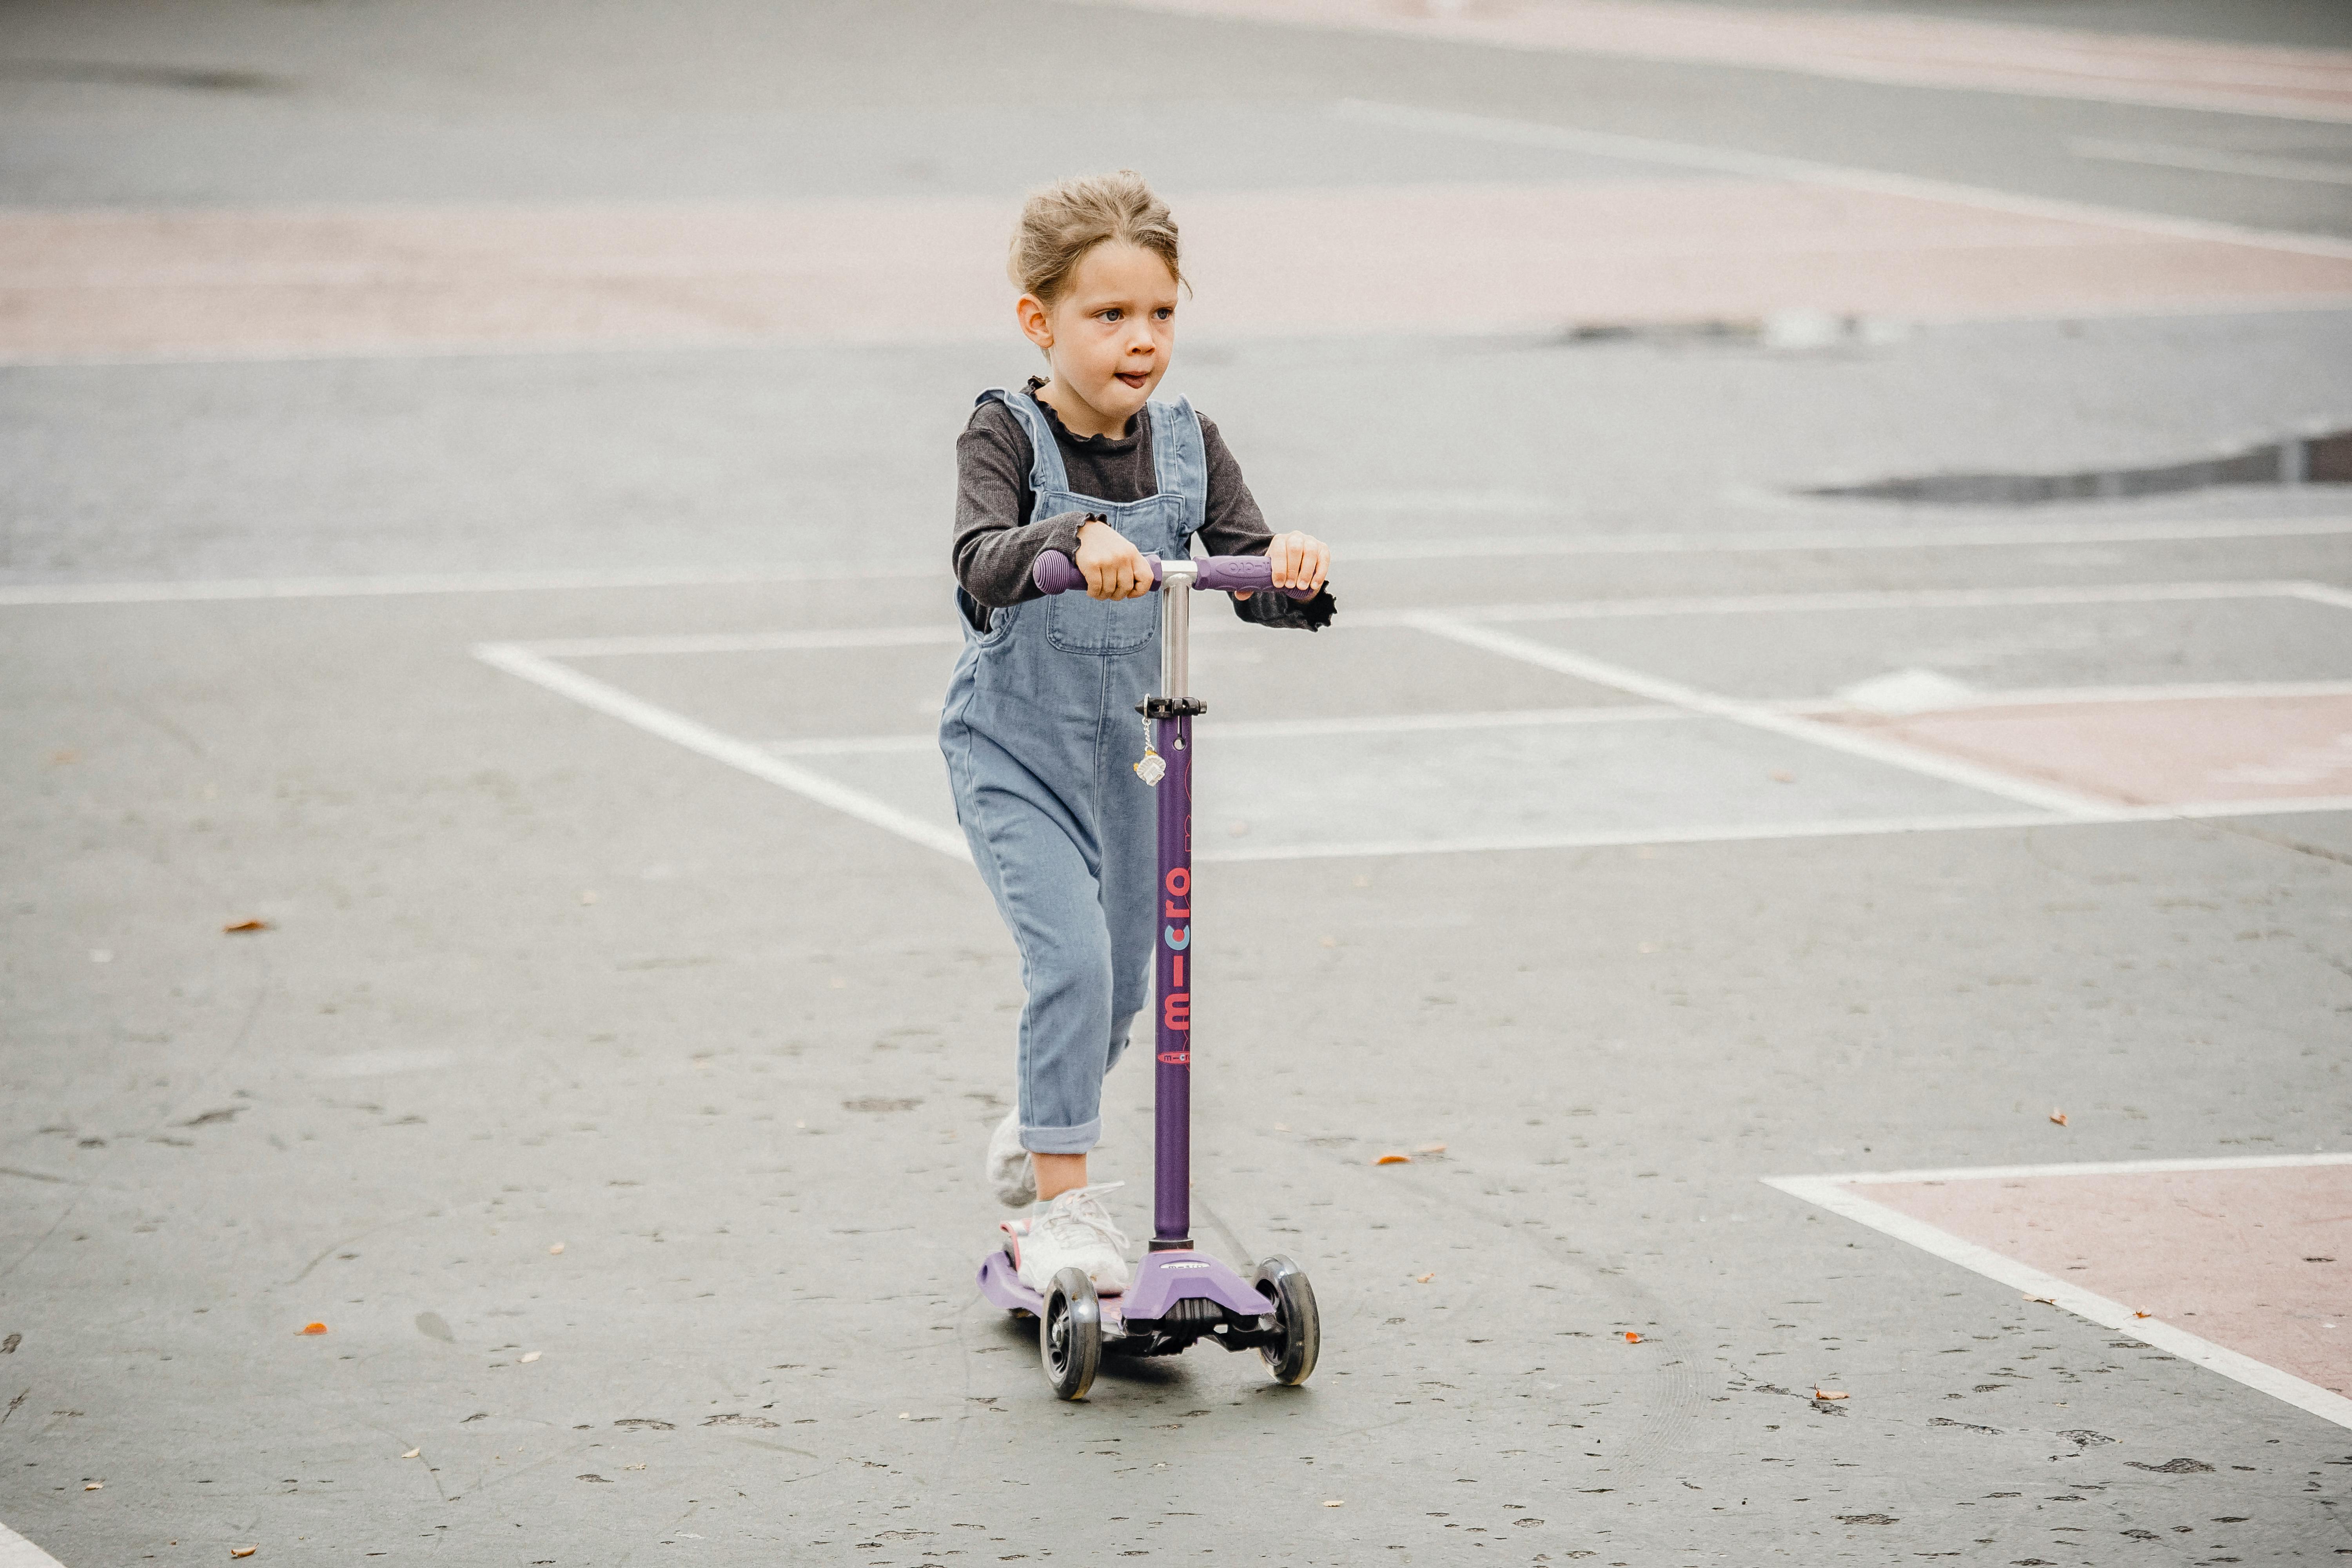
[941,171,1333,1295]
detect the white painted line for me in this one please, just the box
[2070,138,2352,187]
[471,642,971,864]
[0,560,938,608]
[764,704,1690,755]
[0,1521,67,1568]
[1795,1151,2352,1185]
[1465,577,2342,625]
[1335,100,2352,263]
[477,633,2347,866]
[2287,580,2352,612]
[1777,677,2352,714]
[1404,611,2122,817]
[521,576,2344,663]
[2167,793,2352,821]
[523,625,964,659]
[1338,517,2352,557]
[1764,1166,2352,1433]
[3,527,2348,610]
[1201,809,2064,862]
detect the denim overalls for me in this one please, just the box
[939,387,1207,1155]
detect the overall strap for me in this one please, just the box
[975,387,1070,502]
[1145,395,1208,538]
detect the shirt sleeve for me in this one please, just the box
[953,401,1095,610]
[1195,414,1336,632]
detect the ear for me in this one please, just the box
[1016,293,1054,352]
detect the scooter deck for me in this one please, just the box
[977,1246,1270,1337]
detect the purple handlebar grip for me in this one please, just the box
[1030,552,1315,601]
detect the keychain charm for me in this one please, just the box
[1134,715,1167,785]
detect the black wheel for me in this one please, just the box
[1040,1267,1102,1401]
[1254,1255,1319,1386]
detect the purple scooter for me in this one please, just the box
[975,550,1322,1401]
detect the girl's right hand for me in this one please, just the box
[1074,519,1151,601]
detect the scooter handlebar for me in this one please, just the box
[1031,551,1316,600]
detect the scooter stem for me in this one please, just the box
[1149,557,1199,1250]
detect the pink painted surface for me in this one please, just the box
[1822,693,2352,808]
[9,181,2352,359]
[1866,1167,2351,1395]
[1093,0,2352,122]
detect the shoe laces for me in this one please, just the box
[1034,1182,1129,1254]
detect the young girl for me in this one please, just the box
[941,171,1333,1295]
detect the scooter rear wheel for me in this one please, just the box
[1040,1267,1102,1401]
[1253,1255,1320,1386]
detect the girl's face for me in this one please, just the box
[1018,241,1178,437]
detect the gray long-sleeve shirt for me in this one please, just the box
[952,378,1334,632]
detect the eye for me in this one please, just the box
[1099,308,1123,323]
[1154,307,1173,321]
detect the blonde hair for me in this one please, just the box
[1008,170,1183,306]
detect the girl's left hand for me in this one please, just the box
[1235,530,1330,600]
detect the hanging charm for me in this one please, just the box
[1134,715,1167,786]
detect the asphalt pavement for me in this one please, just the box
[3,2,2349,1564]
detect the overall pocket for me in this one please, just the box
[1045,536,1163,656]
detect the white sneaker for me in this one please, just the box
[1003,1183,1133,1296]
[986,1110,1036,1208]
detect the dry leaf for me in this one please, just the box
[1374,1152,1412,1165]
[401,1448,419,1459]
[2133,1310,2152,1319]
[548,1243,565,1255]
[223,918,270,934]
[1813,1388,1847,1401]
[1415,1142,1447,1155]
[2049,1109,2068,1126]
[84,1482,102,1490]
[1321,1499,1344,1508]
[1623,1332,1642,1344]
[1272,1122,1290,1132]
[1414,1272,1435,1284]
[231,1550,257,1559]
[2023,1294,2056,1306]
[577,889,598,905]
[297,1322,327,1336]
[519,1351,541,1363]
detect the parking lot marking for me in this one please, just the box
[1405,612,2122,816]
[1109,4,2352,125]
[765,705,1689,757]
[1205,809,2066,862]
[1463,577,2351,624]
[1336,101,2352,262]
[2,525,2347,609]
[524,626,964,659]
[477,576,2352,862]
[0,1522,67,1568]
[472,642,971,863]
[1766,1156,2352,1432]
[1779,676,2352,713]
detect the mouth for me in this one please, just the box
[1114,371,1149,390]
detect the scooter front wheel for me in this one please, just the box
[1254,1255,1320,1386]
[1040,1267,1102,1401]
